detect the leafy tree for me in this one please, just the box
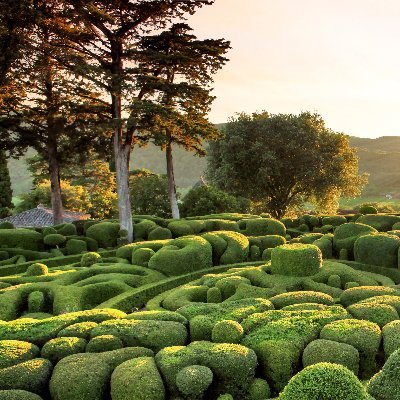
[207,111,368,218]
[57,0,215,240]
[180,185,250,217]
[27,152,117,219]
[129,169,171,218]
[0,1,109,224]
[0,151,12,217]
[17,180,91,214]
[132,23,229,219]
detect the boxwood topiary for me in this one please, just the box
[211,320,244,344]
[0,390,44,400]
[55,223,77,236]
[302,338,360,375]
[238,218,286,237]
[25,263,48,277]
[271,243,322,276]
[270,291,334,309]
[111,356,165,400]
[0,229,43,251]
[148,227,172,241]
[86,335,123,353]
[246,378,271,400]
[41,337,87,363]
[279,362,370,400]
[80,252,102,268]
[357,214,400,232]
[57,321,99,340]
[86,222,120,248]
[347,302,399,328]
[176,365,213,397]
[27,291,46,314]
[132,247,155,267]
[66,239,87,255]
[382,320,400,358]
[207,287,222,303]
[43,234,66,247]
[359,205,378,215]
[0,340,40,369]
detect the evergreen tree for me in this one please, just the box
[0,151,12,217]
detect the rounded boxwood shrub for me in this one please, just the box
[57,322,98,340]
[279,362,370,400]
[347,302,399,328]
[176,365,213,397]
[382,320,400,358]
[111,356,165,400]
[0,340,40,369]
[340,286,400,307]
[27,291,45,314]
[217,395,233,400]
[86,222,120,248]
[211,320,244,344]
[41,337,87,363]
[0,390,44,399]
[56,223,77,236]
[261,248,272,261]
[86,335,123,353]
[322,215,347,227]
[359,205,378,215]
[124,310,188,326]
[0,221,14,229]
[367,348,400,400]
[207,287,222,303]
[302,338,360,375]
[0,229,42,251]
[354,234,400,268]
[271,243,322,276]
[246,378,271,400]
[345,281,360,290]
[80,252,102,268]
[357,214,400,232]
[327,274,342,288]
[66,239,87,255]
[148,227,172,241]
[270,291,334,309]
[43,234,66,247]
[238,218,286,237]
[132,247,155,267]
[25,263,48,277]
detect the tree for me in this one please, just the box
[0,1,110,224]
[57,0,215,240]
[207,111,368,219]
[129,169,171,218]
[180,185,250,217]
[131,23,229,219]
[0,151,13,217]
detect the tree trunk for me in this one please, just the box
[47,142,63,225]
[114,131,134,241]
[166,139,180,219]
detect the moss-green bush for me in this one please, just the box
[86,222,120,248]
[86,334,123,352]
[354,234,400,268]
[155,341,257,398]
[111,356,165,400]
[176,364,213,397]
[320,318,381,378]
[27,291,45,314]
[0,221,14,229]
[333,222,377,258]
[270,291,334,309]
[132,247,155,267]
[327,274,341,288]
[124,310,188,326]
[249,235,286,253]
[246,378,271,400]
[80,252,102,268]
[57,321,98,340]
[382,320,400,358]
[55,223,77,236]
[41,336,87,363]
[148,236,213,276]
[25,263,48,277]
[359,205,378,215]
[66,239,87,255]
[0,229,43,251]
[90,319,187,352]
[49,347,154,400]
[133,219,158,240]
[0,390,43,400]
[357,214,400,232]
[0,358,52,393]
[0,340,40,369]
[43,234,66,247]
[340,286,400,307]
[148,227,172,240]
[367,348,400,400]
[238,218,286,237]
[211,320,244,344]
[302,338,360,375]
[279,362,370,400]
[347,302,399,328]
[271,243,322,276]
[322,215,347,227]
[207,287,222,303]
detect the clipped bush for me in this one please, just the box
[207,287,222,303]
[211,320,244,344]
[313,238,333,258]
[80,252,102,268]
[57,322,99,340]
[246,378,271,400]
[279,362,369,400]
[359,205,378,215]
[111,356,165,400]
[0,221,14,229]
[148,227,172,240]
[302,338,360,375]
[238,218,286,237]
[43,234,66,247]
[327,274,341,288]
[132,247,155,267]
[322,215,347,227]
[271,243,322,276]
[367,348,400,400]
[176,365,213,397]
[357,214,400,232]
[41,337,87,363]
[270,291,334,309]
[27,291,46,314]
[0,390,43,400]
[86,222,120,248]
[347,302,399,328]
[56,223,77,236]
[382,320,400,358]
[86,334,123,353]
[0,340,40,369]
[340,286,400,307]
[25,263,48,277]
[0,229,43,251]
[65,239,87,255]
[133,219,158,241]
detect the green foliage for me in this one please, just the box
[279,362,369,400]
[207,287,222,303]
[86,222,120,248]
[0,390,43,400]
[80,252,102,268]
[129,170,172,218]
[86,335,123,353]
[207,111,367,218]
[382,320,400,358]
[176,365,213,397]
[181,185,248,217]
[0,229,42,251]
[0,151,13,217]
[211,320,244,344]
[43,234,66,247]
[65,239,87,255]
[302,339,360,375]
[367,348,400,400]
[0,340,39,369]
[348,302,399,328]
[271,243,322,276]
[111,356,165,400]
[57,322,99,340]
[25,263,48,277]
[340,286,400,307]
[148,227,172,240]
[246,378,271,400]
[239,218,286,237]
[27,291,46,313]
[41,336,86,363]
[270,291,334,309]
[357,214,400,232]
[359,205,378,215]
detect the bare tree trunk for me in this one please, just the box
[166,139,180,219]
[47,142,63,224]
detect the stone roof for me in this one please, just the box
[0,205,90,227]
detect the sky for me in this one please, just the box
[186,0,400,138]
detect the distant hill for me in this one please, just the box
[8,135,400,199]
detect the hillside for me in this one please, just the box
[8,135,400,198]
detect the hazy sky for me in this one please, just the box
[186,0,400,138]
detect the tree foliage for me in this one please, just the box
[207,111,368,218]
[0,151,12,217]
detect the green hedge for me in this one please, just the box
[0,229,43,251]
